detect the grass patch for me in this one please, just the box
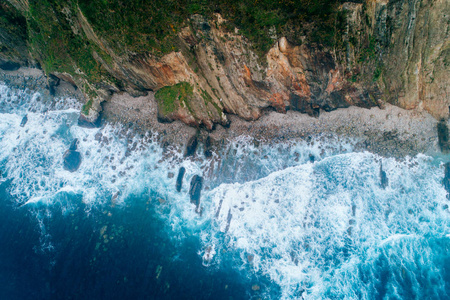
[155,82,194,116]
[373,66,382,82]
[81,99,93,115]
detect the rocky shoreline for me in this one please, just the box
[0,67,443,159]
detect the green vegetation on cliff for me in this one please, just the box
[155,82,194,116]
[28,0,111,81]
[0,3,28,64]
[77,0,341,56]
[3,0,345,82]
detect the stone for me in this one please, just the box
[20,114,28,127]
[63,150,82,172]
[48,74,60,96]
[380,163,388,189]
[69,138,78,151]
[176,167,186,192]
[185,135,198,157]
[204,136,213,158]
[189,175,203,212]
[437,119,450,152]
[63,139,82,172]
[0,61,20,71]
[78,113,102,128]
[443,162,450,199]
[225,208,232,232]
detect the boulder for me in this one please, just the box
[48,74,60,96]
[437,119,450,152]
[20,114,28,127]
[176,167,186,192]
[380,163,388,189]
[185,135,198,157]
[78,113,102,128]
[443,162,450,199]
[63,139,81,172]
[69,138,78,151]
[189,175,203,212]
[204,136,213,158]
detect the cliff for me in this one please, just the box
[0,0,449,129]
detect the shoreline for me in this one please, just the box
[102,86,440,159]
[0,67,442,158]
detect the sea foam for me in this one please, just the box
[1,82,449,299]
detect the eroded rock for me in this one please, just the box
[189,175,203,213]
[63,138,82,172]
[437,119,450,152]
[176,167,186,192]
[443,162,450,199]
[20,114,27,127]
[185,135,198,157]
[380,163,388,189]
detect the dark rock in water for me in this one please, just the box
[185,135,198,157]
[309,154,315,163]
[176,167,186,192]
[69,138,78,151]
[63,150,82,172]
[48,74,60,96]
[380,163,388,189]
[20,115,28,127]
[437,119,450,152]
[189,175,203,212]
[78,113,101,128]
[63,139,82,172]
[204,136,213,158]
[225,209,232,233]
[443,162,450,199]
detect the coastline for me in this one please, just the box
[1,67,441,158]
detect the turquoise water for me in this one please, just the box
[1,82,450,299]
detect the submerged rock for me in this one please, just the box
[189,175,203,212]
[63,139,82,172]
[176,167,186,192]
[185,135,198,157]
[443,162,450,199]
[380,163,388,189]
[20,114,28,127]
[225,208,232,233]
[69,138,78,151]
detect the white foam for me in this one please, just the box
[194,152,450,299]
[1,84,449,299]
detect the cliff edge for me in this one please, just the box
[0,0,449,129]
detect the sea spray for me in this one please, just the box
[1,82,450,299]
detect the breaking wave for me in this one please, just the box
[1,82,450,299]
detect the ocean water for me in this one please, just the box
[1,82,450,299]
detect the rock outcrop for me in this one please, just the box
[176,167,186,192]
[189,175,203,213]
[63,138,82,172]
[1,0,449,128]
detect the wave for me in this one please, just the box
[1,82,449,299]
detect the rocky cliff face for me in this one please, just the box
[1,0,449,128]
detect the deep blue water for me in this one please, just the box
[1,82,450,299]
